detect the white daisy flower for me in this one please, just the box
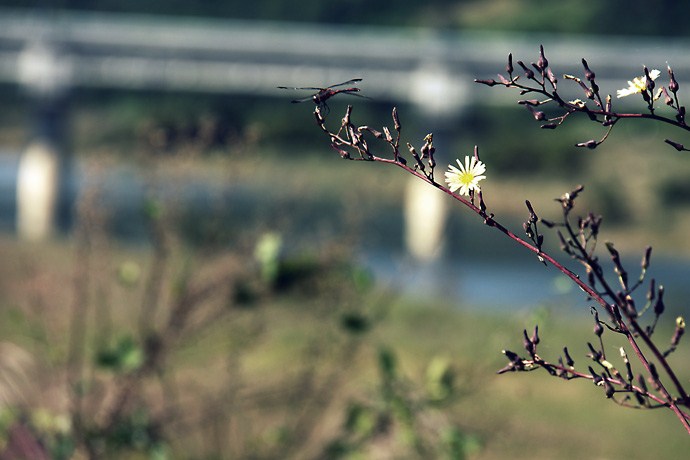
[616,69,661,98]
[444,156,486,196]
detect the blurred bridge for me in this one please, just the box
[1,8,689,245]
[2,8,690,111]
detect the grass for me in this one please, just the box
[382,300,690,459]
[0,233,687,458]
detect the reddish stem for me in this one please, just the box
[319,108,690,434]
[377,156,690,434]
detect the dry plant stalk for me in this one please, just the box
[305,45,690,434]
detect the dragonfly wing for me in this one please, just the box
[277,86,323,90]
[290,96,315,103]
[328,78,363,88]
[342,92,371,99]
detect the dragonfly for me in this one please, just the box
[277,78,369,115]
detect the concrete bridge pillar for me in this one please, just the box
[16,39,72,240]
[16,141,61,240]
[403,61,466,262]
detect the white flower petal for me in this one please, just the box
[444,155,487,196]
[617,69,661,98]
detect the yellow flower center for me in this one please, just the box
[632,77,647,91]
[460,171,475,185]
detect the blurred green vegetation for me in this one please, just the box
[0,233,686,458]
